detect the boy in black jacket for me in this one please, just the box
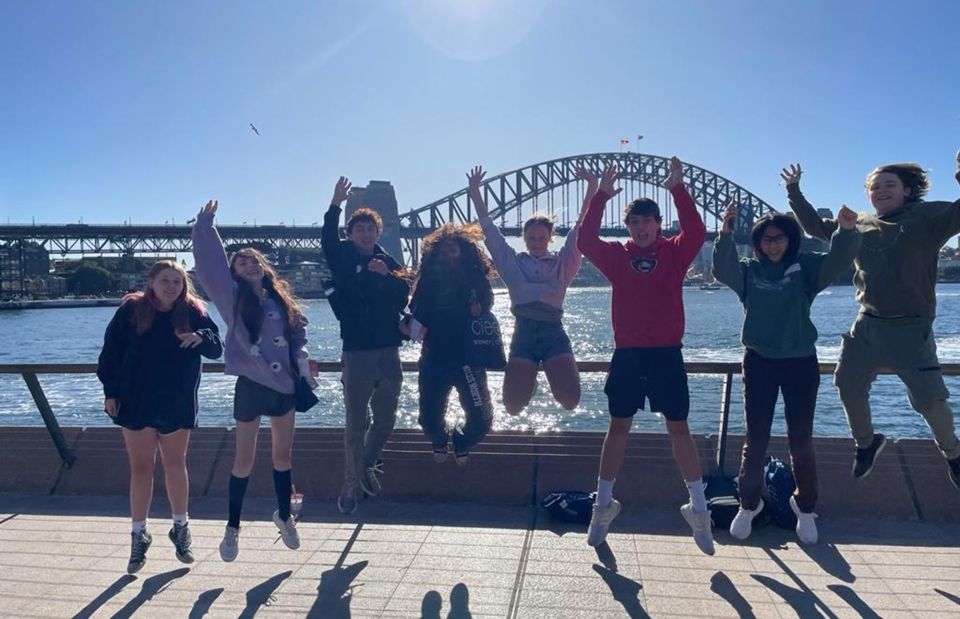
[322,176,410,514]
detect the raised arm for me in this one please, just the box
[576,164,621,279]
[470,165,518,270]
[813,205,861,292]
[781,164,838,241]
[321,176,352,273]
[557,167,598,282]
[663,156,707,264]
[190,200,237,318]
[924,150,960,245]
[712,201,746,298]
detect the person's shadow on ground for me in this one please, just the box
[110,567,191,619]
[593,564,650,618]
[238,571,292,619]
[305,560,369,619]
[710,571,756,619]
[420,583,473,619]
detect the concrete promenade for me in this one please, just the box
[1,494,960,618]
[1,427,959,617]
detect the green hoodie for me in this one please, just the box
[712,228,861,359]
[787,185,960,318]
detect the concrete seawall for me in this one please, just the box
[2,427,958,522]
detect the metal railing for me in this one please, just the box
[3,362,959,473]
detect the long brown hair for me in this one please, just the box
[124,260,206,334]
[228,247,302,343]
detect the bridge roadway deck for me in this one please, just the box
[1,427,959,617]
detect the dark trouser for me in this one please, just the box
[738,349,820,513]
[417,360,493,454]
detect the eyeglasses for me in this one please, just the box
[760,234,788,245]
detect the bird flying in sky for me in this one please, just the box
[249,123,260,136]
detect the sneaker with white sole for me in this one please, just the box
[789,496,819,544]
[587,499,621,547]
[127,529,152,574]
[168,523,194,564]
[273,510,301,549]
[680,503,716,556]
[360,461,384,496]
[729,499,764,541]
[338,479,360,515]
[219,525,239,562]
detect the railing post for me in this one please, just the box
[716,370,733,476]
[21,372,76,468]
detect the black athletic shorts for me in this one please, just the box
[233,376,296,422]
[604,346,689,421]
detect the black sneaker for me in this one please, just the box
[168,523,194,564]
[852,433,887,479]
[127,529,152,574]
[948,455,960,490]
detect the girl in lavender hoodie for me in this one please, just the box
[192,200,316,561]
[467,165,595,415]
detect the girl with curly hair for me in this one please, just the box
[407,222,497,465]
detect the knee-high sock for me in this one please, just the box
[274,468,292,521]
[228,474,249,529]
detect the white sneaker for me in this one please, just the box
[587,499,621,547]
[273,510,301,549]
[789,496,818,544]
[729,499,764,540]
[680,503,715,556]
[219,525,239,562]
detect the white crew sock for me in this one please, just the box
[685,478,707,513]
[596,478,615,508]
[131,520,147,535]
[172,513,188,527]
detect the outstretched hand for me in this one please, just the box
[780,164,803,186]
[332,176,352,206]
[662,156,683,189]
[466,166,489,218]
[598,164,622,198]
[837,205,858,230]
[198,199,218,220]
[722,200,737,234]
[573,166,599,187]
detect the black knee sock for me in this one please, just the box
[228,474,249,529]
[273,468,292,521]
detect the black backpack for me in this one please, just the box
[761,456,798,529]
[541,491,595,524]
[705,474,740,529]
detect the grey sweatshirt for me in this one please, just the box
[478,216,582,321]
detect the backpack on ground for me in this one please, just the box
[541,491,595,524]
[761,456,798,530]
[704,474,740,529]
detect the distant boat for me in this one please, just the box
[699,283,722,291]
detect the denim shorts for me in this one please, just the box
[509,318,573,364]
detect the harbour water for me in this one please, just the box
[2,285,959,438]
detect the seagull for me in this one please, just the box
[249,123,260,136]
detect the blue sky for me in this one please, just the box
[1,0,959,230]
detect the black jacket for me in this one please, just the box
[321,204,410,351]
[97,301,222,426]
[410,267,494,365]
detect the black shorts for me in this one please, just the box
[233,376,296,422]
[604,346,689,421]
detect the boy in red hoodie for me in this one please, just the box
[577,158,713,554]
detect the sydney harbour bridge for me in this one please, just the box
[1,152,775,267]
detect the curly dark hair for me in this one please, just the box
[415,222,497,281]
[865,163,930,201]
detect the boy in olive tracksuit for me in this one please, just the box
[783,154,960,489]
[322,176,410,514]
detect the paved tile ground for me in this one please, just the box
[0,494,958,618]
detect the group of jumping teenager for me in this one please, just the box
[98,150,960,574]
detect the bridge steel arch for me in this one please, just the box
[399,152,777,263]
